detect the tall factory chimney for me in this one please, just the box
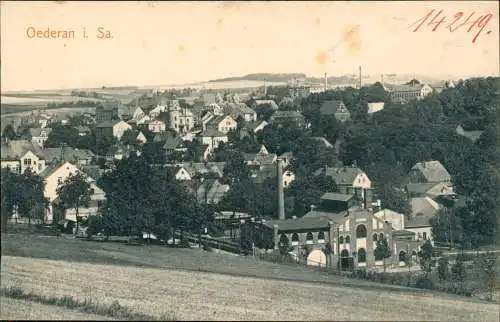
[324,72,328,92]
[358,66,362,89]
[277,158,285,220]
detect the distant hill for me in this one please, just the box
[208,73,307,83]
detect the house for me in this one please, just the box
[147,119,166,133]
[136,131,147,144]
[320,100,351,122]
[1,139,46,174]
[367,102,385,114]
[163,135,188,155]
[206,115,237,134]
[29,128,52,148]
[196,128,228,150]
[244,145,277,167]
[406,182,454,199]
[456,124,484,142]
[239,120,268,140]
[318,192,357,212]
[269,110,306,128]
[40,162,106,224]
[105,145,141,162]
[258,205,420,270]
[95,102,119,122]
[288,83,311,99]
[407,160,451,184]
[80,164,104,182]
[148,104,168,118]
[252,100,279,110]
[405,197,441,244]
[221,102,257,122]
[314,165,371,196]
[166,101,195,134]
[95,120,133,141]
[43,147,95,166]
[385,83,433,103]
[174,162,226,181]
[186,179,230,204]
[131,106,147,122]
[136,115,152,125]
[373,209,405,231]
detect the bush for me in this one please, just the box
[415,276,435,290]
[179,235,191,248]
[202,241,212,252]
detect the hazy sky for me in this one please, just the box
[1,1,499,91]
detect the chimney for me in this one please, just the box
[364,188,373,210]
[277,157,285,220]
[359,66,362,89]
[324,72,328,92]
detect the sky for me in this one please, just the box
[1,1,499,91]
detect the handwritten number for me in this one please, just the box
[427,10,446,32]
[447,12,463,32]
[411,9,434,32]
[471,14,493,43]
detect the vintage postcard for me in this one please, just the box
[1,1,499,321]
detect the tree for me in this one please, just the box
[418,240,435,275]
[437,257,449,289]
[1,124,17,141]
[56,172,92,236]
[451,257,466,292]
[478,252,497,301]
[17,168,47,225]
[1,168,21,231]
[278,234,293,257]
[374,236,391,272]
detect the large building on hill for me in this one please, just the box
[384,83,433,103]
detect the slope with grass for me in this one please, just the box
[1,234,499,321]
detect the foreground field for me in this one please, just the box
[0,297,113,320]
[1,234,499,321]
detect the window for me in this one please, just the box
[358,248,366,263]
[399,251,407,262]
[373,234,378,242]
[292,233,299,242]
[379,233,384,240]
[339,236,344,244]
[345,235,351,243]
[90,188,95,195]
[57,177,63,185]
[423,232,427,240]
[318,232,325,241]
[306,232,313,242]
[38,164,42,171]
[355,224,367,238]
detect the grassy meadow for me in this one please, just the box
[1,232,499,321]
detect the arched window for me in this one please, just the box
[356,225,367,238]
[318,232,325,240]
[379,233,384,240]
[279,234,289,245]
[358,248,366,263]
[292,233,299,242]
[306,232,313,241]
[345,235,351,243]
[341,249,349,258]
[399,251,407,262]
[373,234,378,242]
[339,236,344,244]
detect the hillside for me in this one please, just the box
[208,73,307,83]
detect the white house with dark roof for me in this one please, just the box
[314,165,371,196]
[367,102,385,114]
[0,140,46,174]
[405,197,441,244]
[95,120,133,141]
[206,115,237,134]
[196,128,228,150]
[40,162,106,224]
[30,128,52,148]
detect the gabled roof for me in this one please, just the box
[264,211,347,231]
[195,179,230,204]
[314,166,364,185]
[320,192,354,202]
[312,137,334,148]
[163,135,184,150]
[244,120,268,132]
[199,127,227,137]
[253,100,279,109]
[43,147,95,164]
[0,140,45,161]
[406,197,441,228]
[385,83,426,92]
[411,161,451,183]
[95,120,122,128]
